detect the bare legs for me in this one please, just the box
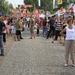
[30,33,35,39]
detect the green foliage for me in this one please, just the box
[58,0,75,9]
[24,0,34,4]
[24,0,75,14]
[9,3,13,9]
[24,0,53,13]
[24,0,38,11]
[0,0,13,15]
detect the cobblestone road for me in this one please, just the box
[0,28,75,75]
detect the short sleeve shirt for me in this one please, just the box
[15,21,22,30]
[55,21,63,31]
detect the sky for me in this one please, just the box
[7,0,24,8]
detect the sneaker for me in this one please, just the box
[20,38,23,39]
[72,64,75,67]
[64,64,68,67]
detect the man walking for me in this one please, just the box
[0,16,6,56]
[47,17,55,39]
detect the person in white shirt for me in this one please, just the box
[26,17,30,28]
[11,23,16,41]
[60,18,75,67]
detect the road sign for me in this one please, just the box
[58,0,62,5]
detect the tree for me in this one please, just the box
[24,0,33,4]
[58,0,75,9]
[24,0,38,11]
[9,3,14,9]
[24,0,75,13]
[0,0,13,15]
[24,0,53,13]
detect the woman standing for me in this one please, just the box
[3,16,8,47]
[29,17,35,39]
[52,17,63,43]
[60,18,75,67]
[42,18,47,37]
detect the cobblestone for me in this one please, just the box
[0,29,75,75]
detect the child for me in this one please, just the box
[11,23,16,41]
[36,23,40,36]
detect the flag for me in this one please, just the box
[69,7,74,12]
[58,0,62,5]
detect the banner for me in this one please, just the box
[58,0,62,5]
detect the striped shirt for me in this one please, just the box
[54,21,63,31]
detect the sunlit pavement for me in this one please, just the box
[0,27,75,75]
